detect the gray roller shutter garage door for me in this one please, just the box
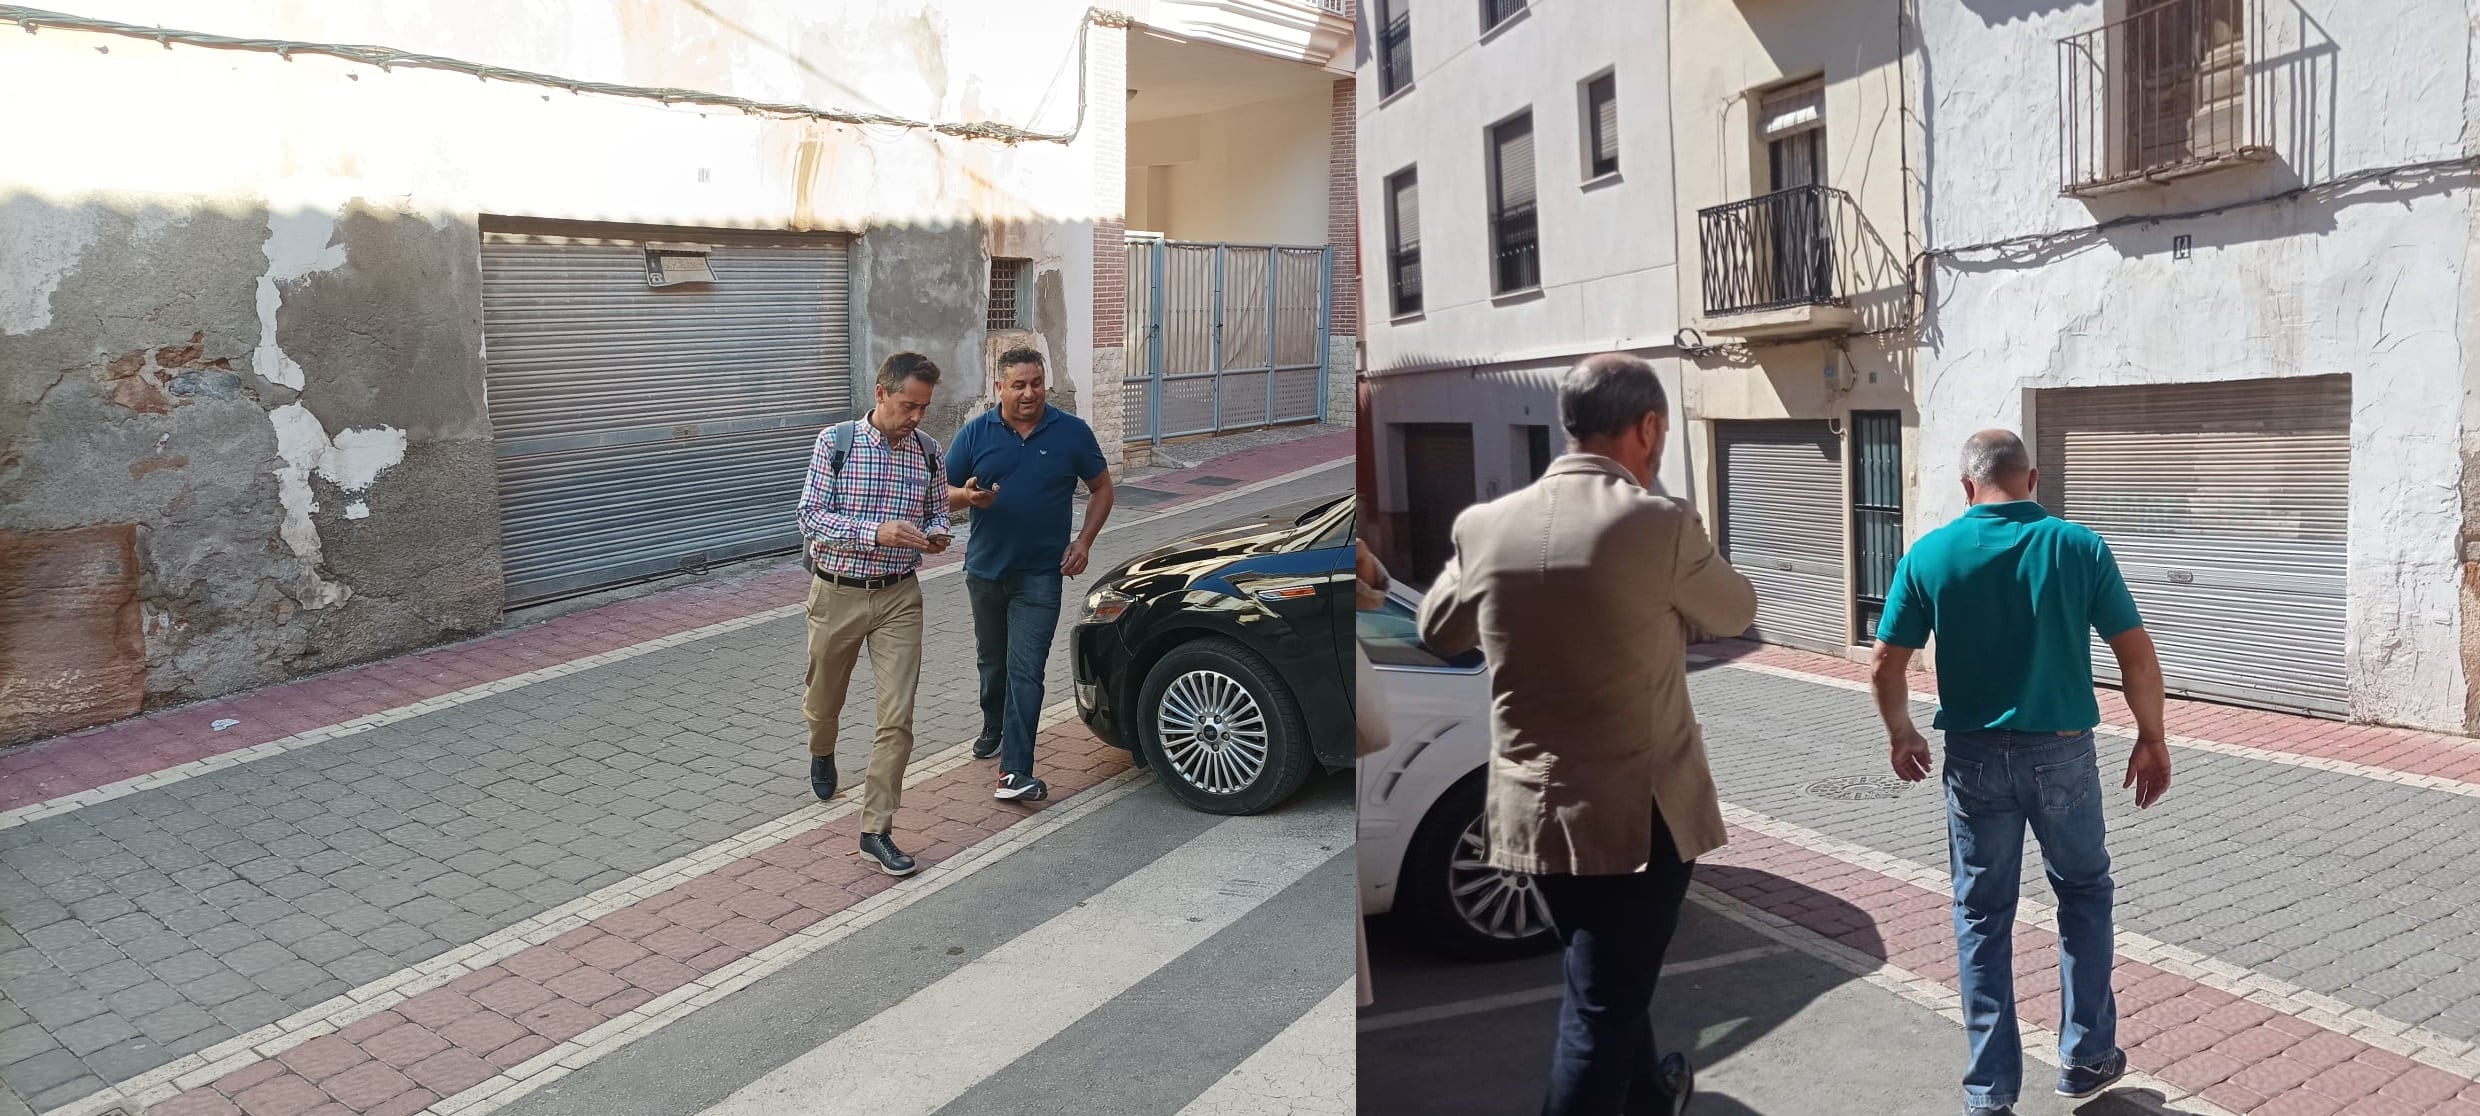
[2036,376,2351,715]
[1717,421,1848,653]
[480,224,853,605]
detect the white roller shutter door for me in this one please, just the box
[1718,421,1848,653]
[2035,376,2350,715]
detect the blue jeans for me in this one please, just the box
[966,571,1063,778]
[1943,729,2120,1109]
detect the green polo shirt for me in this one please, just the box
[1877,501,2144,733]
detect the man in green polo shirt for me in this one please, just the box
[1871,429,2173,1116]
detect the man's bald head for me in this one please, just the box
[1560,353,1668,440]
[1558,352,1670,489]
[1959,428,2036,501]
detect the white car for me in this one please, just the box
[1355,582,1558,959]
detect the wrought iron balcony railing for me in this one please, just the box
[1493,204,1540,294]
[1390,246,1423,315]
[2058,0,2264,194]
[1696,185,1845,317]
[1379,12,1412,95]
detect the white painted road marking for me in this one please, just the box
[1177,979,1357,1116]
[1354,945,1791,1034]
[690,801,1350,1116]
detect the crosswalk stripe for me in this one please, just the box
[1175,979,1357,1116]
[1353,945,1791,1034]
[690,801,1350,1116]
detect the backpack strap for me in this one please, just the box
[829,419,858,476]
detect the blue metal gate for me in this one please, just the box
[1122,237,1333,444]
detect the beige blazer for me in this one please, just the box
[1416,454,1757,876]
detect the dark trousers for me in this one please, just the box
[965,571,1063,778]
[1534,804,1695,1116]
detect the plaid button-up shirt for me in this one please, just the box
[797,419,951,580]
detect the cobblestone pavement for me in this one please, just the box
[0,437,1349,1115]
[1676,642,2480,1116]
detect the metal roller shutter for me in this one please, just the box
[2035,376,2351,715]
[480,224,853,605]
[1718,421,1848,653]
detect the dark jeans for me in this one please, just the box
[1534,804,1696,1116]
[965,571,1063,778]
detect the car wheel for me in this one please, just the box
[1135,637,1316,816]
[1402,776,1558,960]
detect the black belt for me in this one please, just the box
[814,569,916,591]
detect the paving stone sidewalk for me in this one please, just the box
[0,438,1348,1113]
[1687,644,2480,1115]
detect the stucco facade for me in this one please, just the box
[1355,0,1688,579]
[0,1,1124,744]
[1665,0,1924,655]
[1916,0,2476,731]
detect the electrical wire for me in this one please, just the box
[1,5,1133,145]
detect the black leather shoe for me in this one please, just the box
[859,831,919,876]
[972,733,1001,760]
[809,755,838,802]
[1659,1053,1693,1115]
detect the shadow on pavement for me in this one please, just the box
[1687,639,1765,673]
[1362,866,1929,1115]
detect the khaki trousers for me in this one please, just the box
[802,574,925,834]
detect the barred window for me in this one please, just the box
[987,258,1027,330]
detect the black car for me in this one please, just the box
[1070,492,1356,814]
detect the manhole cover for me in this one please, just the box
[1112,485,1178,507]
[1802,775,1913,800]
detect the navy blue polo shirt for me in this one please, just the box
[1877,501,2145,733]
[946,404,1108,579]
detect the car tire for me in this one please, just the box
[1136,637,1316,816]
[1401,775,1559,960]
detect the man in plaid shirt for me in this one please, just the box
[798,351,953,877]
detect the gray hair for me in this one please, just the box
[1960,429,2033,484]
[1559,353,1669,440]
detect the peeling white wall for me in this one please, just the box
[1,0,1111,402]
[1917,0,2472,729]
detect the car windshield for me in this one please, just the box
[1359,593,1483,671]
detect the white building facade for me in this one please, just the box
[0,0,1353,746]
[1354,0,1690,584]
[1916,0,2478,731]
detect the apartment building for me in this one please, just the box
[1355,0,1690,584]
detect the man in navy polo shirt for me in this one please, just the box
[947,347,1115,802]
[1873,428,2173,1116]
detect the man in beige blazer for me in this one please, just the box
[1418,352,1756,1116]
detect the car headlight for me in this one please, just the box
[1084,586,1136,623]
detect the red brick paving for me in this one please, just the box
[0,433,1345,814]
[1705,823,2476,1114]
[144,722,1132,1114]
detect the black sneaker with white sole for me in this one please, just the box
[995,773,1049,801]
[859,831,919,876]
[971,734,1001,760]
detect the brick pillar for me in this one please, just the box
[1326,77,1360,427]
[1090,14,1132,465]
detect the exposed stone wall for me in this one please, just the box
[0,198,501,743]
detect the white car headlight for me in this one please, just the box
[1084,586,1136,623]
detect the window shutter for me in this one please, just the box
[1760,81,1823,137]
[1494,116,1536,210]
[1590,76,1619,165]
[1391,174,1420,248]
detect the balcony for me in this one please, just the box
[1695,185,1859,339]
[1138,0,1356,73]
[2058,0,2269,195]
